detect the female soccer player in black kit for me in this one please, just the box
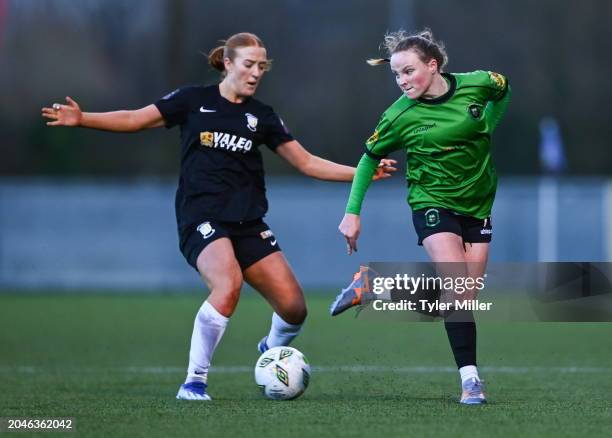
[42,32,395,400]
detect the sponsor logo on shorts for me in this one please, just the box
[260,230,274,239]
[260,229,277,246]
[480,218,492,235]
[424,208,440,227]
[197,222,215,239]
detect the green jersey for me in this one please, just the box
[363,70,509,218]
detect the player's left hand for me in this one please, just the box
[373,159,397,180]
[339,213,361,255]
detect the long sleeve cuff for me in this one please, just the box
[345,154,380,215]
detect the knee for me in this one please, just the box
[295,306,308,324]
[209,271,243,315]
[281,302,307,325]
[219,271,243,301]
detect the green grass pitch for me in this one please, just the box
[1,293,611,437]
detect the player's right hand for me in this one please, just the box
[339,213,361,255]
[42,96,82,126]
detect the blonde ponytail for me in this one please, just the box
[366,58,390,66]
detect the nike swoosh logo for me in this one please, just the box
[200,107,216,113]
[270,239,277,246]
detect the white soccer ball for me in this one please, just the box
[254,346,311,400]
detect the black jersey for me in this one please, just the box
[154,85,293,229]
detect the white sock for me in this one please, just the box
[266,312,303,348]
[185,301,229,384]
[459,365,480,384]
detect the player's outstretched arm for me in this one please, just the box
[42,96,165,132]
[337,153,380,254]
[276,140,396,182]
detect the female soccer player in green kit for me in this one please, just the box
[331,29,511,404]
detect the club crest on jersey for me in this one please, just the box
[245,113,258,132]
[488,71,506,89]
[197,222,215,239]
[468,104,483,119]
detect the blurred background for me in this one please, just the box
[0,0,610,290]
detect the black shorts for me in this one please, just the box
[412,207,492,246]
[179,218,281,271]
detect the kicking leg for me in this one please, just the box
[243,251,307,351]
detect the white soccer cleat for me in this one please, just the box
[257,336,269,353]
[460,378,487,405]
[176,381,212,401]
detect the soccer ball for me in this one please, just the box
[254,346,311,400]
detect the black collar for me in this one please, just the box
[417,73,456,105]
